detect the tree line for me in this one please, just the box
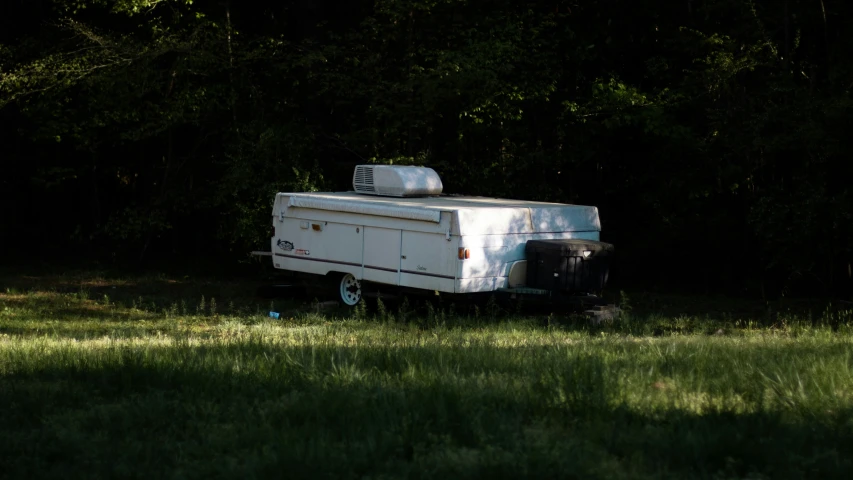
[1,0,851,297]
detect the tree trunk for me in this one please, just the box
[407,9,415,157]
[226,0,237,123]
[819,0,830,66]
[784,1,789,66]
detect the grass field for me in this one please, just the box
[1,272,852,479]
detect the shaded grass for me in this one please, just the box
[1,273,853,479]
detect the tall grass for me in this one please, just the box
[1,277,852,479]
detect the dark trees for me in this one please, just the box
[1,1,851,296]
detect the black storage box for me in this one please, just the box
[525,239,614,294]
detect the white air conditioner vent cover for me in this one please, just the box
[352,165,443,197]
[353,165,375,193]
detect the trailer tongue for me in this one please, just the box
[255,165,616,314]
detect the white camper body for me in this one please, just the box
[270,190,603,299]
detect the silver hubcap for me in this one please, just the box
[339,274,362,306]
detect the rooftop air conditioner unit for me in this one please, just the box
[352,165,443,197]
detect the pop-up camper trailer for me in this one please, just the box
[260,165,614,308]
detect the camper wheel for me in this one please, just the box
[334,273,363,306]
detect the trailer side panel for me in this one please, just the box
[273,219,364,278]
[399,231,458,292]
[363,227,402,286]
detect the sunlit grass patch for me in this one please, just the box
[1,273,852,478]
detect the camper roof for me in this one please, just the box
[276,192,602,234]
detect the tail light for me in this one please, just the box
[458,248,470,260]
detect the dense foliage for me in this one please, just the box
[2,1,852,296]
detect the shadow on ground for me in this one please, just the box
[0,343,850,479]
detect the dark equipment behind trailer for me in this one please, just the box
[525,239,614,295]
